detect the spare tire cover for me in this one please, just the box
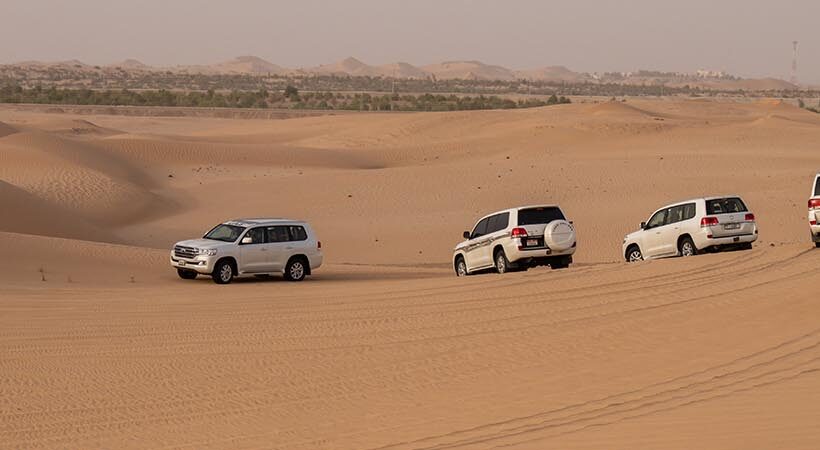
[544,220,575,252]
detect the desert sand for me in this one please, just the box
[2,99,820,448]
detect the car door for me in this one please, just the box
[660,205,685,256]
[642,208,670,258]
[484,212,510,252]
[266,226,293,272]
[239,227,275,273]
[465,217,491,270]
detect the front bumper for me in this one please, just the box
[170,253,216,274]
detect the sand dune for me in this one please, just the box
[2,99,820,448]
[0,120,17,138]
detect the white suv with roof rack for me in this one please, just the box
[453,205,576,276]
[808,173,820,247]
[622,196,757,262]
[170,219,323,284]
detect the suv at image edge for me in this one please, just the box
[808,173,820,247]
[453,205,576,276]
[623,196,757,262]
[170,219,323,284]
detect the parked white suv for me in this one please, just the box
[623,196,757,262]
[170,218,323,284]
[453,205,576,276]
[809,173,820,248]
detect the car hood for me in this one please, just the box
[174,238,231,250]
[624,230,643,242]
[453,240,470,252]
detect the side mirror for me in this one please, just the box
[640,222,647,230]
[241,236,253,244]
[463,231,471,240]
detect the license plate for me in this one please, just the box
[527,239,538,247]
[724,223,740,230]
[178,260,186,266]
[733,237,740,242]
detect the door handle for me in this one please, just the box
[260,248,268,251]
[285,246,294,250]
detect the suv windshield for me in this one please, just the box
[706,198,748,215]
[518,207,566,226]
[203,224,246,242]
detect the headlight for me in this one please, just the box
[198,248,217,256]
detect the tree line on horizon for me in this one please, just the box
[0,84,571,111]
[4,66,813,98]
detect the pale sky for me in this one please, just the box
[2,0,819,82]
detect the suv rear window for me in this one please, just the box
[518,207,565,226]
[706,197,748,215]
[815,176,820,196]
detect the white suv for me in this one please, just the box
[170,218,323,284]
[623,196,757,262]
[453,205,576,276]
[809,173,820,248]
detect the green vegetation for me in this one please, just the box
[0,84,571,111]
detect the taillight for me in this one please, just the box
[317,241,322,249]
[811,221,817,225]
[809,199,820,209]
[700,217,719,227]
[511,228,528,238]
[745,213,755,222]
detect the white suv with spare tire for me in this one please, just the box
[453,205,576,276]
[622,196,757,262]
[170,218,323,284]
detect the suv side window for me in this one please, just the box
[486,213,510,234]
[245,227,267,244]
[667,206,684,225]
[814,176,820,196]
[682,203,696,221]
[267,226,290,243]
[646,209,668,229]
[288,226,308,241]
[471,218,490,239]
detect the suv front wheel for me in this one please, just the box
[212,259,234,284]
[455,257,468,277]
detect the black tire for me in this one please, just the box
[626,245,643,263]
[815,242,820,249]
[494,249,510,274]
[739,242,753,251]
[551,258,570,270]
[679,237,698,257]
[455,257,468,277]
[212,259,234,284]
[177,268,198,280]
[284,257,308,282]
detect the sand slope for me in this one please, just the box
[2,100,820,448]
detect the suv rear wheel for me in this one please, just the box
[285,257,308,282]
[495,249,510,274]
[679,237,698,257]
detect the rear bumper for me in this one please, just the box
[506,245,575,264]
[696,232,757,249]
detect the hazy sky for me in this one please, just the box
[3,0,820,82]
